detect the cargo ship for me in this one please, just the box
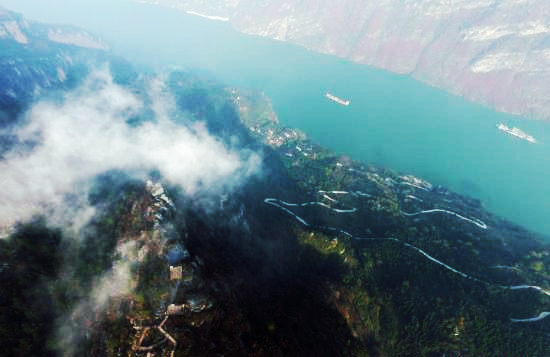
[325,92,350,106]
[497,123,536,144]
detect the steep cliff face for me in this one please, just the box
[139,0,550,120]
[0,7,110,118]
[3,6,550,356]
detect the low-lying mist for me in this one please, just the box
[0,66,261,236]
[0,63,263,356]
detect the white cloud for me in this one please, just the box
[4,67,263,355]
[55,240,139,357]
[0,67,261,236]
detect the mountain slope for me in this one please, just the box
[140,0,550,120]
[0,7,111,120]
[3,64,550,356]
[1,8,550,357]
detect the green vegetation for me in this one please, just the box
[2,60,550,356]
[234,89,550,355]
[0,218,63,356]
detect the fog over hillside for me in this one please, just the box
[3,4,550,356]
[0,68,260,236]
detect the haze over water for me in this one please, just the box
[3,0,550,235]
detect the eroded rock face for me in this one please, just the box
[0,8,108,49]
[139,0,550,119]
[0,8,110,117]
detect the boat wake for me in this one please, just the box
[497,123,537,144]
[325,92,350,106]
[186,10,230,22]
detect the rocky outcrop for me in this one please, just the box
[140,0,550,120]
[0,7,108,49]
[0,8,110,118]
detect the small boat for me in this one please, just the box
[325,92,350,106]
[497,123,536,144]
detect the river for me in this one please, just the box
[2,0,550,235]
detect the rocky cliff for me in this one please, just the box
[3,6,550,356]
[0,7,111,119]
[140,0,550,120]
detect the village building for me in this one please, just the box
[169,265,182,281]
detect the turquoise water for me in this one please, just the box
[252,56,550,236]
[3,0,550,235]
